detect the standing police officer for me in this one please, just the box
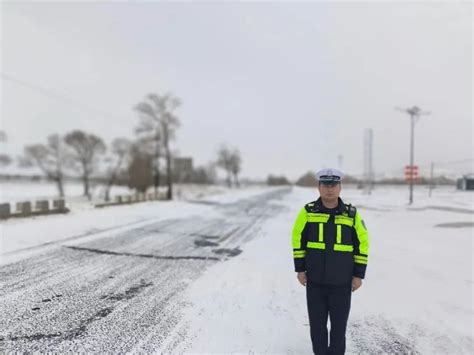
[291,168,369,355]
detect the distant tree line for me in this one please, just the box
[0,131,12,168]
[265,170,455,187]
[267,175,290,186]
[216,144,242,188]
[1,92,244,201]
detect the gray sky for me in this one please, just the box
[1,1,472,180]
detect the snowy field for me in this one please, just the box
[0,184,473,353]
[0,180,131,203]
[0,182,269,259]
[0,180,240,213]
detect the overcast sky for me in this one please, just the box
[1,1,472,180]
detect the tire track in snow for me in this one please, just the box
[0,187,290,352]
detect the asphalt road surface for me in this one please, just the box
[0,188,290,352]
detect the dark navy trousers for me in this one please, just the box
[306,281,352,355]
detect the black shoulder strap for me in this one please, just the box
[304,201,320,213]
[345,203,357,218]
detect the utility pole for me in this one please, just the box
[364,128,374,195]
[429,161,434,197]
[337,154,343,171]
[396,106,431,204]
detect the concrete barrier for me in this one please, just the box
[0,203,10,219]
[1,199,68,220]
[35,200,49,212]
[52,199,66,211]
[94,190,169,209]
[16,201,32,215]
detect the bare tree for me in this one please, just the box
[217,145,233,187]
[296,171,318,187]
[267,175,290,186]
[204,162,218,184]
[23,134,70,196]
[229,148,242,188]
[191,163,217,184]
[128,144,153,193]
[65,130,106,198]
[0,130,12,168]
[134,93,181,200]
[217,145,242,188]
[0,155,12,168]
[134,114,162,193]
[103,138,132,202]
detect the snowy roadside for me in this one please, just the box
[179,186,473,354]
[0,185,274,264]
[0,181,250,212]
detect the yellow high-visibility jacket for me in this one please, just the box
[291,197,369,285]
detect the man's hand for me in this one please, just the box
[297,272,307,286]
[352,276,362,292]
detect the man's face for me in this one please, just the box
[318,182,342,201]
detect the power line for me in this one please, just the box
[1,72,130,121]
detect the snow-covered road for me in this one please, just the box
[0,185,472,354]
[0,187,289,352]
[179,186,473,354]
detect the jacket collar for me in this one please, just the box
[314,197,346,214]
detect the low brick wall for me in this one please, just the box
[0,203,11,219]
[35,200,49,212]
[95,191,167,209]
[0,199,69,220]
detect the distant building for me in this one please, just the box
[172,157,193,181]
[456,175,474,191]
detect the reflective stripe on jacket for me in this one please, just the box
[291,197,369,285]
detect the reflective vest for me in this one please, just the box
[291,197,369,285]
